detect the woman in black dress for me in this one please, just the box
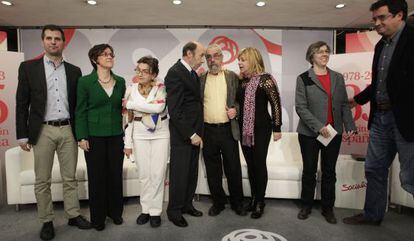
[236,47,282,219]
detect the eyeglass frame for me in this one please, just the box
[205,53,223,61]
[99,52,115,58]
[315,49,331,55]
[135,68,152,75]
[371,13,394,24]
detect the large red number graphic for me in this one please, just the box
[0,70,8,124]
[345,84,369,122]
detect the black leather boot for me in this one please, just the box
[245,197,257,212]
[251,201,265,219]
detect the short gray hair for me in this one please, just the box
[206,44,222,55]
[305,41,331,65]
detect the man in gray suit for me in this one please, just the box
[200,44,246,216]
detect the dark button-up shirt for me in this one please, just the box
[375,22,405,104]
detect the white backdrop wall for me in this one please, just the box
[20,28,333,132]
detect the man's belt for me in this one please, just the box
[204,122,230,128]
[43,119,71,126]
[133,115,168,122]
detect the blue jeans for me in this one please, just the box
[364,111,414,221]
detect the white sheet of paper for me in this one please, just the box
[316,124,338,146]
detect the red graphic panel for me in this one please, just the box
[0,31,7,44]
[0,100,8,124]
[345,31,381,53]
[346,33,373,53]
[209,36,239,65]
[254,31,282,56]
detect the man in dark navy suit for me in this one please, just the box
[165,41,205,227]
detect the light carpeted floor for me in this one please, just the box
[0,196,413,241]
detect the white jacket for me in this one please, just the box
[124,81,169,148]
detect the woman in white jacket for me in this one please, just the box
[124,56,169,228]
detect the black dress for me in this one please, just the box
[236,73,282,202]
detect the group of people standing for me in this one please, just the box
[15,24,283,239]
[15,0,414,240]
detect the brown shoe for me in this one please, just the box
[343,213,382,226]
[297,208,312,220]
[321,208,337,224]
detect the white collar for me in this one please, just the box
[180,59,192,72]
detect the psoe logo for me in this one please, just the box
[341,181,367,192]
[209,36,239,65]
[222,229,288,241]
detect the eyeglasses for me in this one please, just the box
[99,52,115,58]
[135,68,151,75]
[205,53,223,61]
[372,13,394,23]
[315,49,330,55]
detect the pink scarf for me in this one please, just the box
[242,73,262,147]
[242,72,277,147]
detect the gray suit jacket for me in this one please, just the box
[200,69,240,141]
[295,68,356,137]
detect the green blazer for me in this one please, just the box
[75,70,126,140]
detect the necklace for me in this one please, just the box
[98,75,112,84]
[139,83,152,96]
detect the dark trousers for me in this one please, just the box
[298,134,342,209]
[241,127,272,202]
[84,135,124,225]
[167,142,199,219]
[203,123,244,208]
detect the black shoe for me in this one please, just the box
[136,213,150,225]
[150,216,161,228]
[68,215,92,229]
[343,213,382,226]
[40,221,55,241]
[183,208,203,217]
[245,197,257,212]
[322,208,337,224]
[111,217,123,225]
[168,216,188,227]
[297,208,312,220]
[93,223,105,231]
[231,205,247,216]
[208,205,225,216]
[251,201,265,219]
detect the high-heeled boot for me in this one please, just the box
[245,197,257,212]
[251,201,265,219]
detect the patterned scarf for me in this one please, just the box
[242,73,262,147]
[242,72,276,147]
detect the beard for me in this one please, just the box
[209,64,220,74]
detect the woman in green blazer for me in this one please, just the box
[75,44,126,231]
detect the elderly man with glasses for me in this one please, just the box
[199,44,247,217]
